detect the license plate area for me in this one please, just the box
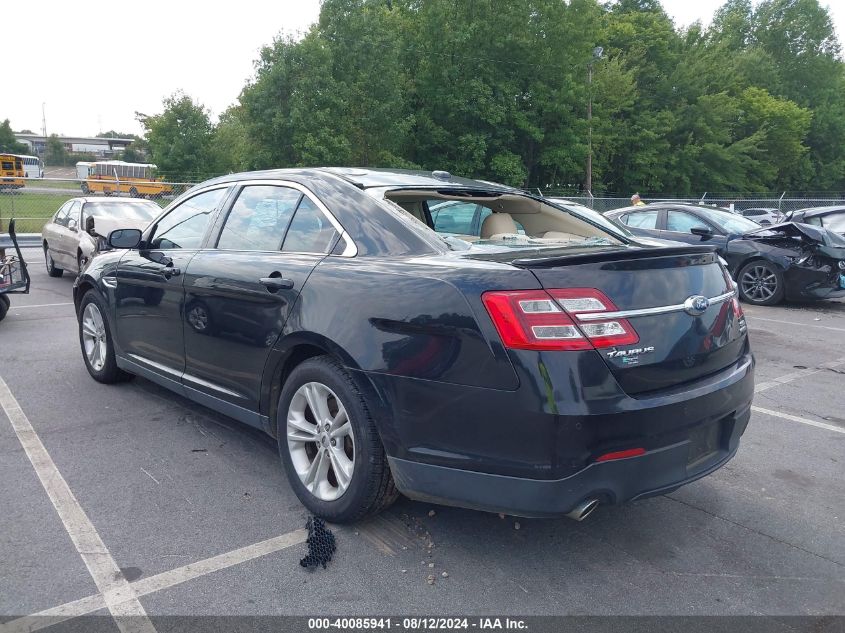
[687,419,723,471]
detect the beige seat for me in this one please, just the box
[540,231,580,240]
[480,212,519,239]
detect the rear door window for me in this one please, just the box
[53,201,73,227]
[281,197,339,254]
[217,185,302,251]
[623,210,659,229]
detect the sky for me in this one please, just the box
[6,0,845,138]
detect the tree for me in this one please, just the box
[44,134,69,166]
[230,0,844,193]
[0,120,28,154]
[210,105,251,173]
[139,92,216,181]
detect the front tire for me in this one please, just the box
[277,356,397,523]
[0,294,9,321]
[44,245,64,277]
[738,261,785,306]
[78,290,132,383]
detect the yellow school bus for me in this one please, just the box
[0,154,25,190]
[79,161,173,198]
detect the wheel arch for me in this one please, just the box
[73,277,98,314]
[262,333,385,441]
[731,254,786,279]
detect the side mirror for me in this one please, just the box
[690,227,714,239]
[86,216,95,235]
[108,228,142,249]
[67,218,78,231]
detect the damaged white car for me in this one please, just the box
[41,197,160,277]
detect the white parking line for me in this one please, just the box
[747,315,845,333]
[754,356,845,392]
[0,376,157,633]
[9,302,74,310]
[1,529,307,633]
[752,405,845,435]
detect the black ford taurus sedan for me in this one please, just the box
[74,169,754,523]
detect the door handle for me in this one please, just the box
[154,265,181,278]
[259,276,294,292]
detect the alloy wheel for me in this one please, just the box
[81,303,108,371]
[286,381,355,502]
[740,265,778,302]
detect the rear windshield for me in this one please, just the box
[376,189,625,252]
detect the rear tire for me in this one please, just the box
[738,260,784,306]
[277,356,398,523]
[44,245,64,277]
[81,182,90,195]
[78,290,132,383]
[0,295,9,321]
[129,187,139,198]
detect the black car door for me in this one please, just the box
[181,182,346,427]
[660,209,729,254]
[113,187,230,384]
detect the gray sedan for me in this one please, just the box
[41,197,160,277]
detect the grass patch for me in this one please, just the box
[0,191,76,223]
[0,190,170,232]
[25,179,83,190]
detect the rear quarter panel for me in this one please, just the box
[280,256,537,390]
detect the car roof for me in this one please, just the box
[199,167,515,192]
[63,197,159,204]
[607,202,732,215]
[794,205,845,217]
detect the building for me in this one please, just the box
[14,133,135,158]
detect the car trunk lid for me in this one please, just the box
[476,244,747,395]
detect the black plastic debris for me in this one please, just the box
[300,516,336,570]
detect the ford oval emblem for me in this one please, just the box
[683,295,710,316]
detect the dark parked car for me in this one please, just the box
[74,169,753,523]
[787,206,845,237]
[607,203,845,306]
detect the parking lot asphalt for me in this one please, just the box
[1,247,843,627]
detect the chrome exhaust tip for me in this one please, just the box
[565,498,599,522]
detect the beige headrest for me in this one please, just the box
[480,212,518,238]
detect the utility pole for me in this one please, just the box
[41,102,48,154]
[585,46,603,195]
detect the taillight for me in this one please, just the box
[481,290,591,350]
[548,288,639,348]
[731,295,743,319]
[482,288,639,351]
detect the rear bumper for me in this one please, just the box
[389,405,749,518]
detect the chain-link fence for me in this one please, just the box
[537,191,845,214]
[4,178,845,235]
[0,177,198,233]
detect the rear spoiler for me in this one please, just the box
[510,245,719,269]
